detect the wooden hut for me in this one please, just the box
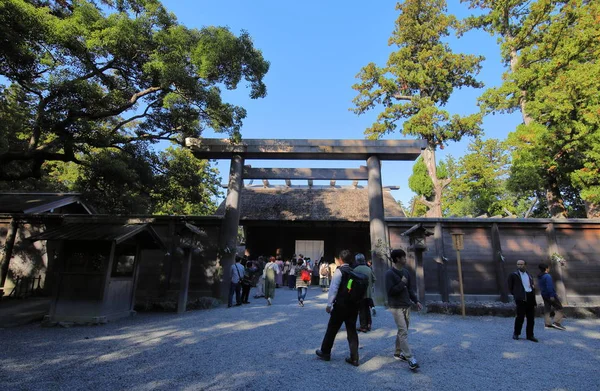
[29,223,166,323]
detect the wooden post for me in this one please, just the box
[491,223,509,302]
[178,249,193,314]
[415,249,426,304]
[451,233,466,317]
[219,154,244,301]
[434,223,449,302]
[130,244,142,313]
[367,155,388,305]
[546,223,567,304]
[0,218,18,297]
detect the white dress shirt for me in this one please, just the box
[519,271,532,293]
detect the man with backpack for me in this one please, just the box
[315,249,366,367]
[386,249,422,371]
[354,253,376,332]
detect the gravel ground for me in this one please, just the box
[1,287,599,391]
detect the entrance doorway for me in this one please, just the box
[295,240,324,266]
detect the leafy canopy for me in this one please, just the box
[0,0,269,181]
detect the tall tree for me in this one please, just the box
[0,0,269,181]
[352,0,484,217]
[463,0,600,217]
[444,138,530,217]
[152,146,221,215]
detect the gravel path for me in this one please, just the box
[1,287,599,391]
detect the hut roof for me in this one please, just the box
[0,193,95,214]
[29,223,166,249]
[216,186,406,222]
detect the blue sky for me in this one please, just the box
[162,0,522,207]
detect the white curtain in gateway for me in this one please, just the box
[295,240,324,265]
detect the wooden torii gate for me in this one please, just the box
[186,138,426,304]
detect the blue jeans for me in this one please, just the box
[297,287,307,301]
[228,282,241,306]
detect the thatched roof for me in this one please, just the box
[216,186,406,221]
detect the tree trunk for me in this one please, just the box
[422,146,444,217]
[511,48,567,218]
[546,177,568,218]
[584,200,600,218]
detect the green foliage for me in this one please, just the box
[351,0,484,217]
[443,139,521,216]
[408,156,448,199]
[0,0,269,181]
[152,147,221,215]
[463,0,600,217]
[352,0,484,146]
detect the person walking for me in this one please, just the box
[354,253,376,332]
[263,256,280,305]
[508,259,539,342]
[253,256,266,299]
[275,256,284,288]
[240,259,257,304]
[386,249,422,371]
[319,259,331,292]
[538,263,566,330]
[315,249,360,367]
[228,256,245,308]
[295,259,311,306]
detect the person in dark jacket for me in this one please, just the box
[385,249,422,371]
[538,263,566,330]
[315,249,360,367]
[508,260,538,342]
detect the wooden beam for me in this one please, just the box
[186,138,426,161]
[307,179,313,187]
[352,180,358,188]
[242,167,369,180]
[285,179,291,187]
[262,179,269,187]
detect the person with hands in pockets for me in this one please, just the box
[385,249,422,371]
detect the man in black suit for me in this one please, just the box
[508,259,539,342]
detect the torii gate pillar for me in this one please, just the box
[218,154,244,301]
[367,155,388,305]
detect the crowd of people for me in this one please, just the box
[228,248,567,371]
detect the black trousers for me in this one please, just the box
[514,292,536,338]
[320,304,359,360]
[241,283,251,303]
[358,299,372,329]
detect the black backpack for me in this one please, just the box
[336,267,369,306]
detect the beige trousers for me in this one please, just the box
[390,307,412,358]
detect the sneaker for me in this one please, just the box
[394,352,408,361]
[315,349,331,361]
[267,298,272,306]
[372,308,377,316]
[512,334,519,340]
[553,322,566,331]
[408,357,419,370]
[526,336,539,342]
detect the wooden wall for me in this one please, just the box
[388,218,600,302]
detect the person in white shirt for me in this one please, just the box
[228,256,245,307]
[508,259,538,342]
[315,250,360,366]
